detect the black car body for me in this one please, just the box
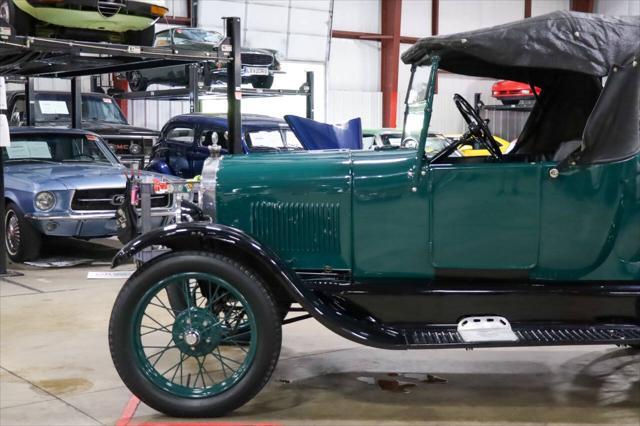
[6,90,158,168]
[126,27,282,91]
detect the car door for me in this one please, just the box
[428,159,542,278]
[537,161,628,280]
[163,125,196,178]
[188,127,217,176]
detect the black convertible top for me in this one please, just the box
[402,11,640,165]
[401,11,639,81]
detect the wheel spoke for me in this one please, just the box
[143,313,172,333]
[140,325,172,336]
[151,295,176,318]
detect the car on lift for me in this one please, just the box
[491,80,541,105]
[146,113,302,178]
[108,12,640,418]
[3,127,177,262]
[0,0,167,45]
[6,90,158,169]
[126,27,282,91]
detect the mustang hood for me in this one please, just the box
[6,163,173,190]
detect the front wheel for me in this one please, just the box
[5,202,41,262]
[0,0,33,36]
[127,71,149,92]
[109,252,282,417]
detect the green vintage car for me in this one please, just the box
[108,11,640,417]
[0,0,167,45]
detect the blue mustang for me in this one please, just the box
[145,114,304,178]
[3,128,177,262]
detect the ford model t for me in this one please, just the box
[108,12,640,417]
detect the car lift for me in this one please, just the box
[0,17,243,273]
[113,70,316,120]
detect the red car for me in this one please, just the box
[491,80,541,105]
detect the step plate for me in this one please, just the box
[407,324,640,348]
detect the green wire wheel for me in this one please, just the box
[109,252,282,417]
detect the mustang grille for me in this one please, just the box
[250,201,340,253]
[241,53,273,66]
[72,188,171,211]
[97,0,125,17]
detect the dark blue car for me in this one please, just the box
[146,114,303,178]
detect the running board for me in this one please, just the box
[405,324,640,348]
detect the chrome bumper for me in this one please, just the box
[25,208,176,221]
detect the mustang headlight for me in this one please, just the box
[35,191,56,211]
[130,143,142,155]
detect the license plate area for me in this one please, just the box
[244,66,269,75]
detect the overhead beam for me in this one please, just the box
[380,0,402,128]
[570,0,595,13]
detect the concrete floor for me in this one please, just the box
[1,239,639,426]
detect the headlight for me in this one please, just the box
[35,192,56,211]
[273,50,284,62]
[130,143,142,155]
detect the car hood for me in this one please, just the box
[5,163,172,190]
[33,121,159,137]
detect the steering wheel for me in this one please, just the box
[453,94,503,160]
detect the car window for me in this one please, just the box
[245,130,286,149]
[165,127,195,144]
[283,130,302,149]
[154,31,171,47]
[362,135,375,150]
[10,97,25,125]
[173,28,224,45]
[380,134,402,146]
[3,134,115,164]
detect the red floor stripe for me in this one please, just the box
[117,393,281,426]
[116,395,141,426]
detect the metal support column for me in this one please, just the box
[71,77,82,129]
[188,63,199,113]
[305,71,314,120]
[25,78,35,126]
[226,16,242,154]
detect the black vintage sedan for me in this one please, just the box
[126,27,282,91]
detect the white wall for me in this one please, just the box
[198,0,332,62]
[531,0,569,16]
[595,0,640,15]
[328,0,382,126]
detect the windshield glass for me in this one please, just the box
[403,66,431,145]
[245,129,302,150]
[3,134,116,164]
[174,28,224,45]
[27,94,127,124]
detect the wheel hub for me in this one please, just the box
[172,308,222,356]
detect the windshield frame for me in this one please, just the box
[401,55,441,164]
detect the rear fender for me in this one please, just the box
[145,158,172,175]
[113,223,406,349]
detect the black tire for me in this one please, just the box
[0,0,33,36]
[109,251,282,418]
[251,75,274,89]
[4,202,42,263]
[127,71,148,92]
[125,24,155,46]
[501,99,520,105]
